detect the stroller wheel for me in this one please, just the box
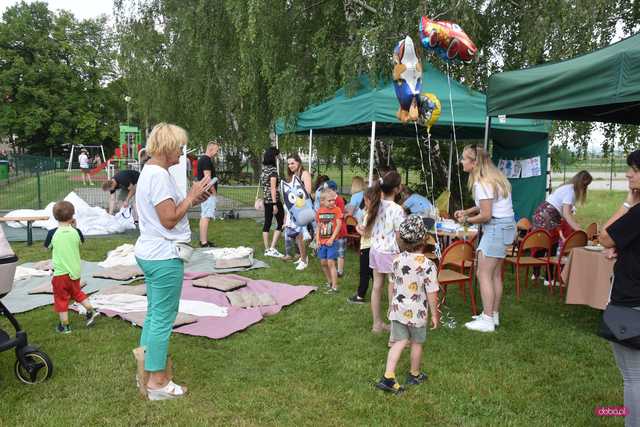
[15,350,54,384]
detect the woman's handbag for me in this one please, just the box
[598,304,640,350]
[254,185,264,211]
[174,241,194,262]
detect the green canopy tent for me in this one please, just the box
[276,62,550,219]
[487,33,640,124]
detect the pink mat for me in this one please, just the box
[99,272,316,339]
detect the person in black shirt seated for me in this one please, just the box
[102,169,140,215]
[197,141,219,247]
[599,149,640,426]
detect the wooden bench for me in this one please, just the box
[0,216,50,246]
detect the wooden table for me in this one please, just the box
[562,247,615,310]
[0,216,50,246]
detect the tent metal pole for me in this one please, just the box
[67,145,75,172]
[308,129,313,172]
[483,116,491,149]
[368,121,376,186]
[447,140,453,191]
[547,143,552,194]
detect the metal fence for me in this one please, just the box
[0,155,261,212]
[1,153,404,212]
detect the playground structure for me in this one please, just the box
[66,145,107,172]
[108,125,143,177]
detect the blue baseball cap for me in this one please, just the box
[325,180,338,191]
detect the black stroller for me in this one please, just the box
[0,225,53,384]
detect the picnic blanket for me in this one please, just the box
[98,273,316,339]
[2,255,267,314]
[2,261,144,314]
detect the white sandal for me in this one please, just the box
[147,381,187,401]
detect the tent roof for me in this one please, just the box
[486,33,640,124]
[276,63,549,139]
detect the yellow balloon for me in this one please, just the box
[419,92,441,131]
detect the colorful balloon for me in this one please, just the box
[418,93,441,130]
[392,36,423,123]
[419,16,477,63]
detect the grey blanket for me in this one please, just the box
[2,261,142,314]
[2,251,267,313]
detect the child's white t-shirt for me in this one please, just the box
[134,164,191,260]
[389,251,439,328]
[371,200,405,254]
[78,153,89,168]
[474,182,514,218]
[547,184,575,212]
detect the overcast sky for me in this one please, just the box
[0,0,113,20]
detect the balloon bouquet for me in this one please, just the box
[392,17,478,329]
[392,36,440,132]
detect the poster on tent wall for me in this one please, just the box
[492,133,548,222]
[169,147,188,197]
[498,156,541,179]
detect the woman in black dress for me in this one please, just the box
[599,149,640,426]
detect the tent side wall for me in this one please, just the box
[492,130,549,221]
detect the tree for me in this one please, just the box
[0,2,121,155]
[114,0,640,193]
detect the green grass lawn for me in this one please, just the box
[0,218,623,425]
[575,189,626,227]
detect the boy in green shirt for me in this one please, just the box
[44,201,98,333]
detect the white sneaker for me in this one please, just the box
[472,312,499,326]
[543,280,551,286]
[264,248,274,257]
[269,248,284,258]
[295,260,308,271]
[464,315,495,332]
[147,381,187,401]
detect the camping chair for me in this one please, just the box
[503,229,553,301]
[437,240,477,315]
[550,230,588,295]
[510,217,532,256]
[343,215,360,249]
[585,222,599,242]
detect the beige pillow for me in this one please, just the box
[93,265,144,281]
[28,280,87,295]
[226,290,277,308]
[214,258,252,269]
[98,284,147,296]
[121,311,198,328]
[192,275,247,292]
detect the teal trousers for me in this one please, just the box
[136,257,184,372]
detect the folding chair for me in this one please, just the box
[437,240,477,315]
[585,222,599,242]
[503,229,553,301]
[550,230,588,295]
[510,217,532,256]
[343,215,360,249]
